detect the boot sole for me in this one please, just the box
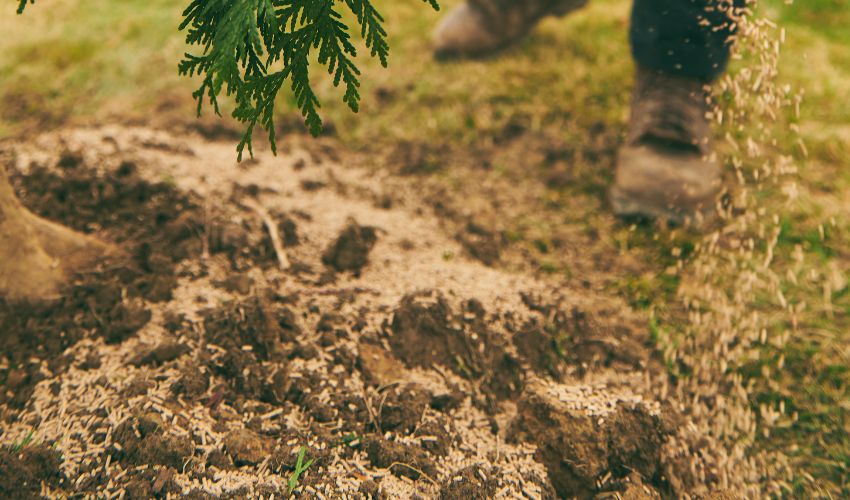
[432,0,589,61]
[610,187,716,227]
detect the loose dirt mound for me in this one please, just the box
[0,126,681,498]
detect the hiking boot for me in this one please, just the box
[433,0,588,59]
[610,67,721,225]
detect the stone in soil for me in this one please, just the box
[223,428,274,466]
[128,340,190,367]
[358,343,408,386]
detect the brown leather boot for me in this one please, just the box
[610,67,721,225]
[433,0,588,59]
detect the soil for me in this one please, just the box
[0,125,690,498]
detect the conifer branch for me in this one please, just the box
[17,0,441,159]
[178,0,440,159]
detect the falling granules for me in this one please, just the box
[654,1,804,496]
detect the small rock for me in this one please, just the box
[224,428,274,466]
[358,343,407,386]
[128,341,190,367]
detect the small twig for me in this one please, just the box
[201,199,211,261]
[244,198,290,271]
[376,381,401,393]
[361,389,380,433]
[307,287,382,296]
[387,462,439,488]
[376,390,393,430]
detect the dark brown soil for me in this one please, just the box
[0,157,204,410]
[0,445,64,499]
[0,127,673,498]
[388,291,522,402]
[456,221,502,266]
[509,380,668,498]
[112,412,195,469]
[377,383,430,433]
[364,436,437,481]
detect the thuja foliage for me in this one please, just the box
[16,0,440,159]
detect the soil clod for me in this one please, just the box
[509,379,665,498]
[363,436,437,481]
[322,220,377,273]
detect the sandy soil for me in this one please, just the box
[0,125,684,498]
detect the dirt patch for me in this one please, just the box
[378,383,431,433]
[389,140,447,176]
[516,292,650,378]
[0,126,677,498]
[0,157,204,410]
[203,296,289,360]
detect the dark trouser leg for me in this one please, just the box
[629,0,741,82]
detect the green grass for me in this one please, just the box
[1,0,849,495]
[10,429,35,453]
[287,446,315,494]
[0,0,189,135]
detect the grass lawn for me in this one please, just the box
[1,0,848,495]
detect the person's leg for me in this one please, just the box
[611,0,743,224]
[630,0,740,82]
[432,0,588,59]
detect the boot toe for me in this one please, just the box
[432,4,507,59]
[611,144,721,225]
